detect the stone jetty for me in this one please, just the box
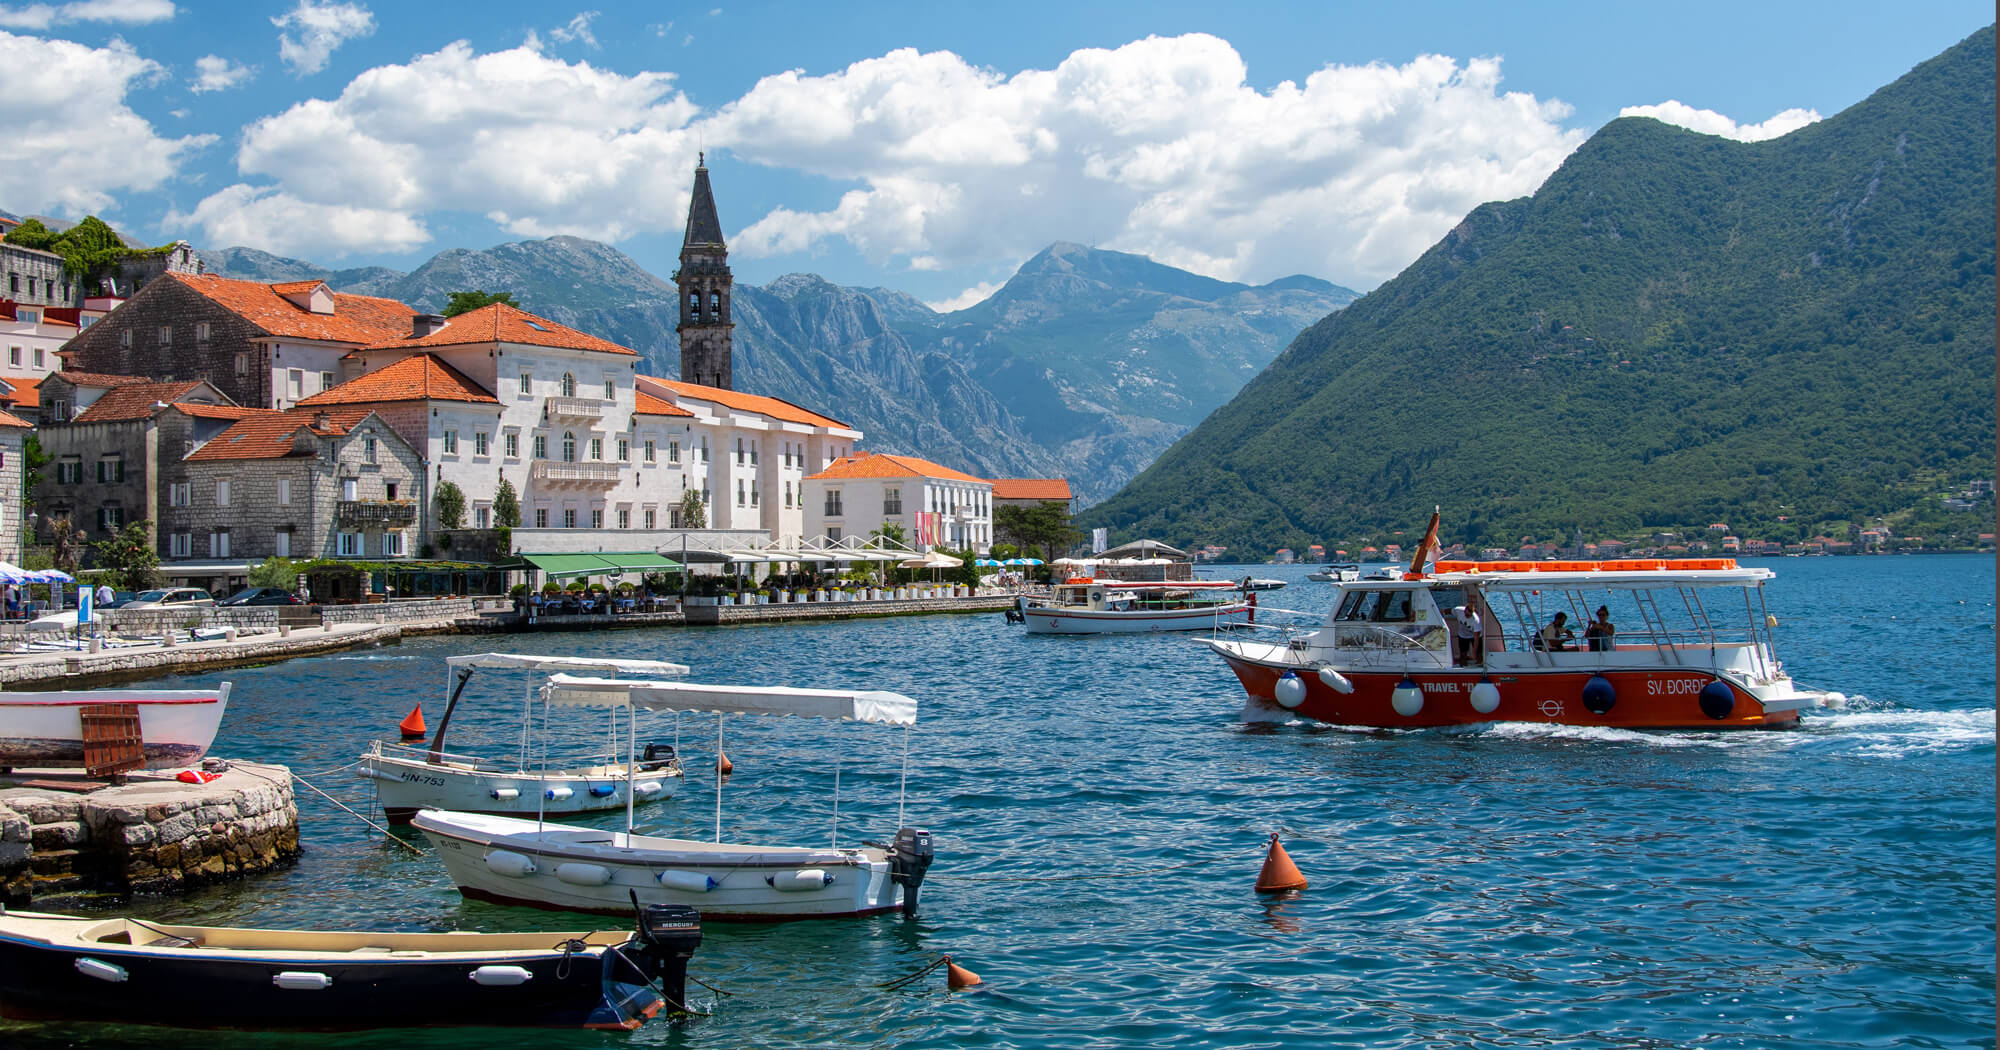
[0,762,299,904]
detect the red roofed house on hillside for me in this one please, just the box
[1,298,80,386]
[58,272,417,412]
[990,478,1074,516]
[802,451,992,553]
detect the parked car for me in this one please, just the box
[218,587,302,607]
[123,587,215,609]
[96,591,138,609]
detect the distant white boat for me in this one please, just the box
[359,654,687,824]
[1014,579,1252,634]
[0,685,231,772]
[1305,563,1361,582]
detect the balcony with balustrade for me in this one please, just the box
[337,500,418,525]
[546,396,605,421]
[531,459,625,487]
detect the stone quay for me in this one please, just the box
[0,762,300,904]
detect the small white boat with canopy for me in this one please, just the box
[413,675,934,922]
[359,654,688,824]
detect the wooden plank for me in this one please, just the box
[80,703,145,778]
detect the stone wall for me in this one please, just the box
[100,598,476,635]
[60,275,276,408]
[0,763,299,904]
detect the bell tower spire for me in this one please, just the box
[676,154,733,389]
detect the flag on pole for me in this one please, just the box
[1091,527,1108,553]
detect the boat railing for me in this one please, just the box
[368,740,518,772]
[1330,623,1447,652]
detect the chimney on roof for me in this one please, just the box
[312,410,330,430]
[411,314,448,338]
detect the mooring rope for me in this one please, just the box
[877,955,948,990]
[928,842,1271,883]
[277,768,425,854]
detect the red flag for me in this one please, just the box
[1403,507,1440,580]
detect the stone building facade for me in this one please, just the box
[31,377,245,549]
[0,409,28,563]
[168,408,424,564]
[676,158,734,391]
[802,452,993,553]
[58,273,415,411]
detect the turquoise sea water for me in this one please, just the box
[6,555,1993,1049]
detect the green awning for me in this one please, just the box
[520,552,684,580]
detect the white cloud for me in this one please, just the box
[708,35,1588,288]
[180,39,701,254]
[0,30,213,215]
[923,279,1000,312]
[189,53,252,93]
[166,184,426,256]
[1618,100,1820,142]
[272,0,373,76]
[549,10,599,49]
[0,0,172,29]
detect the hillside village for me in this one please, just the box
[0,163,1074,597]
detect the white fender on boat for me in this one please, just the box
[657,869,717,893]
[470,965,536,986]
[74,957,127,983]
[1316,666,1354,694]
[555,862,613,886]
[632,781,662,796]
[1390,677,1424,718]
[488,787,520,801]
[272,971,333,991]
[1821,691,1847,710]
[1273,672,1307,709]
[485,850,537,878]
[766,869,833,892]
[545,786,574,801]
[1469,678,1501,714]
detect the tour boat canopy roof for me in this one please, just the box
[446,653,692,676]
[1369,565,1776,590]
[1060,579,1240,590]
[542,675,917,725]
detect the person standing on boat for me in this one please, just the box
[1584,606,1616,652]
[1538,612,1576,652]
[1451,605,1482,666]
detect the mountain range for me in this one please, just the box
[200,241,1356,503]
[1083,25,1997,553]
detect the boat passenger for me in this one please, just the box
[1536,612,1576,652]
[1584,606,1616,652]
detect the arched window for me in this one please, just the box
[560,373,576,397]
[561,431,576,463]
[709,291,721,317]
[688,292,699,315]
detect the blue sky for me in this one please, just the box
[1,1,1989,308]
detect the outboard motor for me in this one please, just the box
[1004,595,1027,624]
[628,900,703,1011]
[887,826,935,917]
[639,742,679,771]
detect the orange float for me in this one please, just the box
[1254,833,1308,893]
[398,706,426,740]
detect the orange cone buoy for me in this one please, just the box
[1254,833,1307,893]
[716,750,733,776]
[398,706,426,740]
[944,955,981,990]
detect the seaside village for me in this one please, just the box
[0,162,1080,626]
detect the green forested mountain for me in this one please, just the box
[1085,26,1996,554]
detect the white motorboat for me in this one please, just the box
[0,685,231,772]
[359,654,688,824]
[1305,563,1361,582]
[415,676,933,922]
[1013,579,1252,634]
[1238,577,1287,591]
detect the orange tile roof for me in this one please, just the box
[0,408,29,429]
[647,377,848,429]
[990,478,1073,501]
[186,407,376,462]
[174,404,271,421]
[268,280,325,295]
[46,370,151,390]
[296,354,498,406]
[635,390,694,417]
[0,375,40,408]
[71,381,212,423]
[358,303,636,356]
[806,452,987,483]
[163,272,416,345]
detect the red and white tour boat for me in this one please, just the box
[0,686,231,771]
[1207,557,1825,730]
[1015,579,1253,634]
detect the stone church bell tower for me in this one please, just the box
[676,154,733,390]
